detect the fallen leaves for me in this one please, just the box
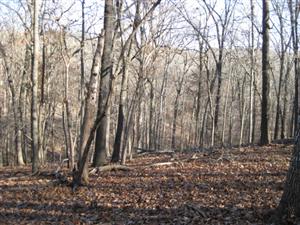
[0,144,293,224]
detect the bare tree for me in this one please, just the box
[289,0,300,134]
[249,0,255,144]
[31,0,40,173]
[74,33,103,185]
[171,53,190,149]
[272,0,300,223]
[271,0,292,140]
[93,0,115,167]
[260,0,271,145]
[111,0,133,163]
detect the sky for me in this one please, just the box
[0,0,292,51]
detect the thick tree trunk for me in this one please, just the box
[111,1,133,161]
[111,104,125,162]
[93,0,115,167]
[260,0,271,145]
[275,140,300,220]
[31,0,40,173]
[76,34,103,184]
[111,55,129,162]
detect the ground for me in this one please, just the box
[0,144,293,224]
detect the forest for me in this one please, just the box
[0,0,300,224]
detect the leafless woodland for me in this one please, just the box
[0,0,300,223]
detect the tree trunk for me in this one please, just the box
[289,0,300,135]
[281,62,292,139]
[78,0,86,157]
[239,76,247,147]
[148,81,155,150]
[221,74,231,147]
[214,61,222,135]
[111,3,133,161]
[76,34,103,184]
[228,86,234,147]
[273,7,287,140]
[111,58,128,162]
[195,39,204,146]
[19,44,31,165]
[121,77,144,165]
[155,57,169,150]
[260,0,271,145]
[171,85,182,149]
[31,0,40,173]
[249,0,255,144]
[200,100,209,147]
[93,0,115,167]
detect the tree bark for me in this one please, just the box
[111,0,132,162]
[171,74,185,150]
[195,39,204,146]
[249,0,255,144]
[238,76,247,147]
[31,0,40,173]
[273,1,289,140]
[93,0,115,167]
[260,0,271,145]
[289,0,300,135]
[111,43,130,163]
[76,33,103,184]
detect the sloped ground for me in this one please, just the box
[0,144,293,224]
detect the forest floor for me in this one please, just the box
[0,144,294,225]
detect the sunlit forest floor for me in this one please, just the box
[0,144,293,224]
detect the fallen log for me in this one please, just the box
[89,164,133,174]
[136,147,174,155]
[144,161,184,168]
